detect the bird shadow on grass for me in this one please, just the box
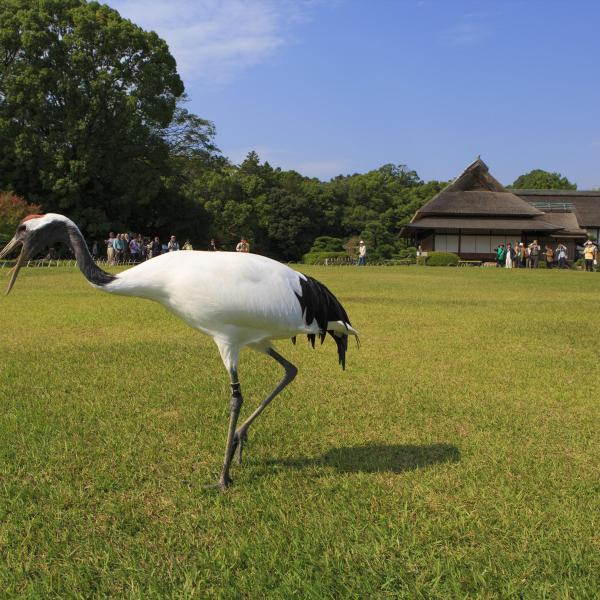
[258,443,460,475]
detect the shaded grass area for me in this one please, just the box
[0,265,599,598]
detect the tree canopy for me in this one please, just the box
[0,0,199,236]
[510,169,577,190]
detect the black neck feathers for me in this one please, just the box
[65,225,116,287]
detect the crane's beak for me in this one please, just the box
[0,236,26,295]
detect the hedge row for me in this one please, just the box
[302,252,350,265]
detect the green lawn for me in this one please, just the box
[1,264,599,598]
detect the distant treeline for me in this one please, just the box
[0,1,575,262]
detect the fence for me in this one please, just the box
[0,258,142,269]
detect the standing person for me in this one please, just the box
[91,240,99,261]
[168,235,180,252]
[136,234,146,261]
[505,243,514,268]
[556,242,568,268]
[495,243,506,268]
[357,240,367,266]
[518,243,527,268]
[513,241,521,268]
[583,240,596,272]
[129,235,140,262]
[113,234,125,264]
[183,239,193,251]
[150,236,161,259]
[528,240,541,268]
[236,237,250,253]
[123,233,130,262]
[545,245,554,269]
[106,232,115,265]
[208,238,218,251]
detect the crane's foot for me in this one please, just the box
[202,474,233,491]
[232,429,248,465]
[218,474,233,490]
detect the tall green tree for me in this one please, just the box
[0,0,185,235]
[510,169,577,190]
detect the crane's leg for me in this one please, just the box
[218,366,243,490]
[232,348,297,465]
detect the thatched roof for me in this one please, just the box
[513,189,600,227]
[419,191,542,216]
[416,159,542,218]
[444,158,506,192]
[537,211,587,237]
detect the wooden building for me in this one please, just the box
[401,159,600,260]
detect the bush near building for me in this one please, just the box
[426,251,460,266]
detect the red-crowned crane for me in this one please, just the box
[1,214,358,489]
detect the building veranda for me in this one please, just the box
[401,159,600,261]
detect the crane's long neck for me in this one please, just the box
[64,223,116,287]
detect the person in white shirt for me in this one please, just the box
[236,237,250,253]
[358,240,367,266]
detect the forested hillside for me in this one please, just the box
[0,1,453,260]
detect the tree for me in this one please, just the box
[510,169,577,190]
[0,0,185,236]
[0,192,41,239]
[163,96,218,160]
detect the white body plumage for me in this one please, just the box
[2,213,358,488]
[102,250,357,369]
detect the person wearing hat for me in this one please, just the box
[583,239,597,272]
[236,237,250,253]
[358,240,367,266]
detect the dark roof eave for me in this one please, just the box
[402,218,562,232]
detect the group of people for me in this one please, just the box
[96,232,192,265]
[95,233,251,264]
[494,239,594,270]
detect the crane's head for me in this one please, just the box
[0,213,69,294]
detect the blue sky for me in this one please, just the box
[108,0,600,188]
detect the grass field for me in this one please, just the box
[1,264,599,598]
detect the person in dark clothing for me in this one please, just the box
[208,238,218,251]
[151,236,161,259]
[528,240,540,268]
[545,245,554,269]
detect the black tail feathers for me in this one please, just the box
[294,274,355,369]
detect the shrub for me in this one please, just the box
[374,244,395,260]
[309,236,345,253]
[397,246,417,259]
[303,252,349,265]
[426,251,460,266]
[0,191,41,238]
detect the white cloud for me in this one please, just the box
[108,0,322,85]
